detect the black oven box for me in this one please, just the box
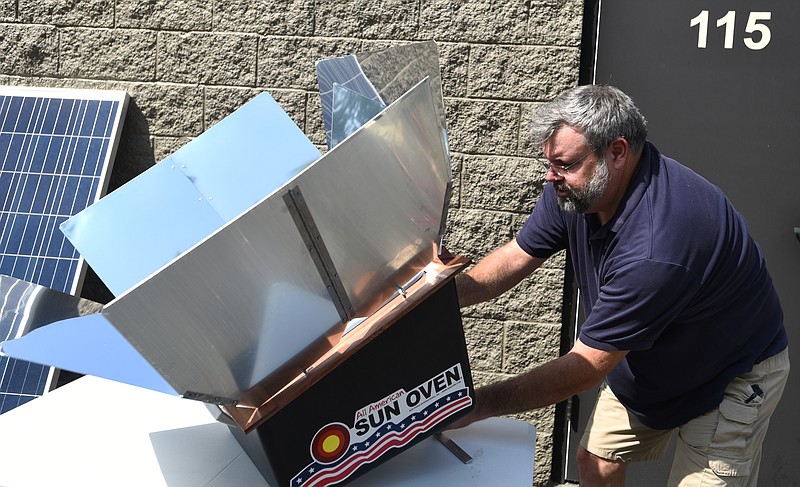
[225,259,473,487]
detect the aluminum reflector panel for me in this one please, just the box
[61,92,321,297]
[330,84,385,147]
[103,192,342,402]
[297,78,450,317]
[101,78,450,402]
[0,275,174,395]
[317,41,445,150]
[0,86,126,413]
[316,54,381,148]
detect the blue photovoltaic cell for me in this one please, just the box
[0,86,127,413]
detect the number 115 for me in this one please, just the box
[690,11,772,50]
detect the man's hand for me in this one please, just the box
[444,387,492,430]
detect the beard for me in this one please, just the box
[556,157,610,213]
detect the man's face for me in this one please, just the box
[541,127,610,213]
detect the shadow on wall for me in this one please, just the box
[80,97,154,306]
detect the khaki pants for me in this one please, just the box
[581,347,790,486]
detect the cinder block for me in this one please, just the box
[518,101,548,157]
[445,207,515,258]
[151,136,190,165]
[462,316,504,370]
[18,0,113,27]
[158,32,258,86]
[445,98,520,154]
[438,43,469,98]
[504,321,562,374]
[60,28,156,81]
[123,83,204,136]
[465,269,564,324]
[420,0,528,43]
[528,0,584,46]
[258,36,363,91]
[495,269,565,323]
[468,45,580,100]
[214,0,314,36]
[315,0,420,39]
[1,1,15,21]
[0,25,58,77]
[116,0,212,30]
[448,152,463,208]
[302,91,326,146]
[461,154,544,212]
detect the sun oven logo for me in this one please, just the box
[293,363,472,487]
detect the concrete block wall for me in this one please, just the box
[0,1,584,484]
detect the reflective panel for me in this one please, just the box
[101,78,449,403]
[169,93,321,222]
[356,41,445,129]
[316,54,381,148]
[1,313,176,396]
[60,92,321,297]
[60,161,225,296]
[0,275,101,337]
[103,193,343,403]
[0,273,102,404]
[297,78,451,318]
[331,84,385,147]
[316,41,445,150]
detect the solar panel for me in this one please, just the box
[0,86,127,413]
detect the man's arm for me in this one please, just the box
[449,340,628,428]
[456,238,545,307]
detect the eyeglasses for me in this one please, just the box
[538,149,596,177]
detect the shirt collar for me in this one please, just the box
[587,141,656,240]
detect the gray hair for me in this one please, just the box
[530,85,648,154]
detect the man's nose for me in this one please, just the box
[544,167,562,182]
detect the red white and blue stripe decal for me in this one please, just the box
[291,364,471,487]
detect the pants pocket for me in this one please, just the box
[707,389,760,478]
[708,454,751,478]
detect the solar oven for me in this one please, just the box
[0,42,475,487]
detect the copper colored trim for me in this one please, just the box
[225,249,470,433]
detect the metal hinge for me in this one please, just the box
[283,186,355,322]
[183,390,238,407]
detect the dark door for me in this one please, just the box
[566,2,800,485]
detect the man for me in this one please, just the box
[453,85,789,486]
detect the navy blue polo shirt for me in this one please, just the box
[517,141,787,429]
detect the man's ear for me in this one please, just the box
[609,137,629,169]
